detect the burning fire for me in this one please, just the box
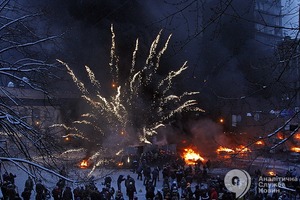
[255,140,264,145]
[267,171,276,176]
[277,132,284,140]
[79,159,89,168]
[290,147,300,153]
[216,145,251,154]
[294,133,300,140]
[216,146,235,154]
[182,148,205,165]
[236,145,251,153]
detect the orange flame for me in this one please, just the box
[236,145,251,153]
[267,171,276,176]
[291,147,300,153]
[183,148,205,165]
[80,159,89,168]
[277,132,284,140]
[216,145,251,154]
[216,146,235,154]
[294,133,300,140]
[255,140,264,145]
[112,82,117,88]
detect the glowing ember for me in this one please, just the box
[291,147,300,153]
[277,132,284,140]
[183,148,205,165]
[267,171,276,176]
[117,162,124,166]
[294,133,300,140]
[255,140,264,145]
[80,160,89,168]
[112,82,117,88]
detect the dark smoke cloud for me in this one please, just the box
[18,0,276,157]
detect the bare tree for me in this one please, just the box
[0,0,64,171]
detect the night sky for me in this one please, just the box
[32,0,269,107]
[17,0,299,142]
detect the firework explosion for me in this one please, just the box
[57,25,204,172]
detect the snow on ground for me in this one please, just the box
[3,156,300,199]
[2,162,185,200]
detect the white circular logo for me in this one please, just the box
[224,169,251,198]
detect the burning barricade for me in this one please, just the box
[182,148,205,165]
[216,145,251,159]
[79,159,90,169]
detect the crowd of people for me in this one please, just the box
[0,151,299,200]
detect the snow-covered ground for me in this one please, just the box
[4,162,179,200]
[4,156,300,200]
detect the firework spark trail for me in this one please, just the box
[82,88,127,128]
[109,24,119,84]
[73,120,103,134]
[57,59,88,95]
[58,27,204,171]
[130,39,139,75]
[163,92,200,105]
[127,39,141,102]
[81,113,96,118]
[162,100,199,121]
[145,30,162,66]
[155,34,172,72]
[85,65,101,89]
[115,149,124,155]
[158,61,188,94]
[143,30,163,84]
[50,124,88,140]
[62,148,85,155]
[129,71,141,94]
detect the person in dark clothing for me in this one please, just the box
[105,185,115,200]
[194,185,201,200]
[125,178,136,200]
[62,186,73,200]
[52,186,62,200]
[14,193,22,200]
[73,187,82,200]
[6,183,16,200]
[25,177,34,191]
[117,175,126,191]
[21,187,32,200]
[186,184,194,200]
[90,188,101,200]
[1,181,9,200]
[104,176,112,187]
[115,190,125,200]
[143,166,151,186]
[132,160,138,173]
[56,179,66,190]
[136,165,143,181]
[145,181,155,200]
[154,190,163,200]
[152,168,159,187]
[8,173,16,184]
[36,180,47,200]
[2,172,9,182]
